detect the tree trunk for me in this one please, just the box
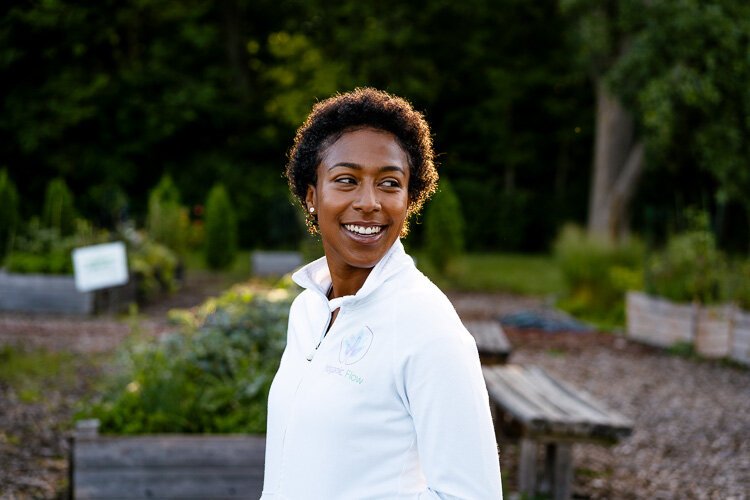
[221,0,250,100]
[587,79,645,240]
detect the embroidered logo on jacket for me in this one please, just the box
[339,326,373,365]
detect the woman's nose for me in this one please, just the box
[352,184,381,212]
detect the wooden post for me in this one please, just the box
[553,443,574,500]
[518,438,537,495]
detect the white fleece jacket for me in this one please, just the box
[261,240,502,499]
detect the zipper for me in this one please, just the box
[306,312,331,362]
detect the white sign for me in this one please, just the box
[72,241,129,292]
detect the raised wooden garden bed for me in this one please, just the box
[626,291,749,366]
[70,420,265,499]
[0,270,136,315]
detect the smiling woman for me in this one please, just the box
[261,88,503,499]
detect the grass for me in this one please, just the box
[0,345,79,403]
[415,252,564,297]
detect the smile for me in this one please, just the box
[344,224,383,235]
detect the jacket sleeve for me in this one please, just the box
[395,296,503,500]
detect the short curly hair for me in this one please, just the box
[286,87,438,235]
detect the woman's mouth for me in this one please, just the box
[344,224,383,236]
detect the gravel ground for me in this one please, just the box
[0,288,748,499]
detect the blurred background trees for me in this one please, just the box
[0,0,748,254]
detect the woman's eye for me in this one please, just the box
[335,177,356,185]
[381,179,401,188]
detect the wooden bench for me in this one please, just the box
[70,420,265,499]
[463,320,512,364]
[482,365,633,500]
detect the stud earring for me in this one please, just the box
[309,207,315,214]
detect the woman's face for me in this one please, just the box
[306,128,410,274]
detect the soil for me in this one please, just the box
[0,284,748,499]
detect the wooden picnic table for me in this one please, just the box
[463,319,512,364]
[483,364,633,500]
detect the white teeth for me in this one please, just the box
[345,224,382,235]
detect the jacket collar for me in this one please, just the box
[292,239,413,310]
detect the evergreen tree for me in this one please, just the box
[204,184,238,270]
[42,178,76,236]
[424,179,465,273]
[147,175,188,255]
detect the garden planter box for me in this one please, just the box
[695,304,733,358]
[731,309,750,366]
[626,291,749,366]
[0,270,136,315]
[625,291,696,348]
[70,420,265,499]
[251,251,302,277]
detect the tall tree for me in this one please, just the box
[563,0,750,241]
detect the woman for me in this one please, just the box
[261,88,502,499]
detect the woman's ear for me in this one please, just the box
[305,185,317,212]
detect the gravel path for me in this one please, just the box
[0,287,748,499]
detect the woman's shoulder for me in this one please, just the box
[385,268,470,343]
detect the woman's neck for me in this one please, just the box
[328,265,374,299]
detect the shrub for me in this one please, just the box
[729,260,750,310]
[5,218,106,275]
[424,179,465,272]
[119,225,181,301]
[0,169,19,262]
[42,178,76,237]
[645,211,727,304]
[553,224,644,325]
[81,283,298,434]
[204,184,238,270]
[146,176,189,255]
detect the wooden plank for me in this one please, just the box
[73,435,266,499]
[552,443,573,500]
[484,366,550,425]
[695,304,732,358]
[464,320,512,364]
[518,438,537,495]
[626,291,695,347]
[0,271,94,314]
[731,309,750,366]
[74,468,263,499]
[74,435,265,468]
[483,365,633,441]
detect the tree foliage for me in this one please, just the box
[563,0,750,242]
[0,169,19,261]
[42,178,76,237]
[1,0,748,251]
[146,175,188,255]
[425,179,465,272]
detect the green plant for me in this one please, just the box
[204,183,238,270]
[119,226,181,301]
[645,211,727,304]
[553,224,644,326]
[0,169,19,262]
[81,283,298,434]
[0,345,77,403]
[424,179,465,273]
[42,178,76,237]
[729,260,750,310]
[146,175,189,255]
[6,218,107,275]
